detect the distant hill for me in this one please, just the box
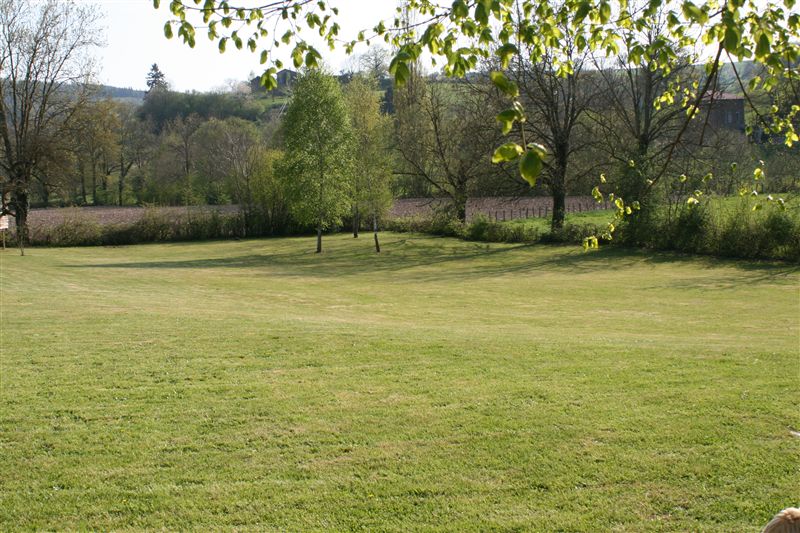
[93,84,146,104]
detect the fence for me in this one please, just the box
[389,196,612,221]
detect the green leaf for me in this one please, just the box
[305,50,319,68]
[492,143,524,163]
[681,2,708,24]
[496,109,521,135]
[489,71,519,97]
[519,144,546,187]
[724,26,740,53]
[292,47,303,68]
[599,2,611,23]
[260,69,278,91]
[574,2,591,22]
[392,61,411,85]
[452,0,469,19]
[496,43,519,70]
[475,2,489,25]
[755,33,771,58]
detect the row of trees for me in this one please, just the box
[3,0,797,254]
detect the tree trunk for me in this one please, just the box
[13,190,29,256]
[551,171,567,231]
[353,205,359,238]
[373,212,380,253]
[452,188,468,223]
[316,223,322,254]
[91,164,97,205]
[80,163,87,204]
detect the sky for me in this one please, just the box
[93,0,399,92]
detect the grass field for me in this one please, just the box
[1,234,798,531]
[504,209,616,232]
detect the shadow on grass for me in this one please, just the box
[64,234,800,286]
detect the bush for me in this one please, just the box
[669,203,713,254]
[613,197,800,261]
[28,209,102,247]
[130,208,174,242]
[19,207,250,248]
[544,222,602,245]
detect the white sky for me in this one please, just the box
[92,0,399,92]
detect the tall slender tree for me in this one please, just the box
[344,75,393,251]
[145,63,168,95]
[283,69,354,253]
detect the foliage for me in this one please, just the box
[70,100,122,206]
[343,75,394,230]
[139,89,269,133]
[394,73,503,221]
[616,195,800,260]
[247,148,294,236]
[156,0,799,190]
[464,214,541,243]
[15,207,246,247]
[145,63,169,94]
[282,69,354,249]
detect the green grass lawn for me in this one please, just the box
[1,234,798,531]
[504,209,616,232]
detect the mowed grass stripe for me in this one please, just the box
[1,233,798,531]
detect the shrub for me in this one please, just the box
[29,209,102,247]
[465,214,492,241]
[130,208,174,243]
[669,203,713,254]
[544,222,602,245]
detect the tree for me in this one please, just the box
[145,63,168,95]
[0,0,101,254]
[156,0,799,202]
[394,71,500,222]
[283,69,353,253]
[72,100,120,205]
[344,75,393,251]
[507,22,596,230]
[194,117,262,221]
[164,114,203,204]
[586,6,698,206]
[250,148,292,236]
[358,47,391,82]
[116,104,155,206]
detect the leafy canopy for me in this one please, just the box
[156,0,799,184]
[282,69,354,230]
